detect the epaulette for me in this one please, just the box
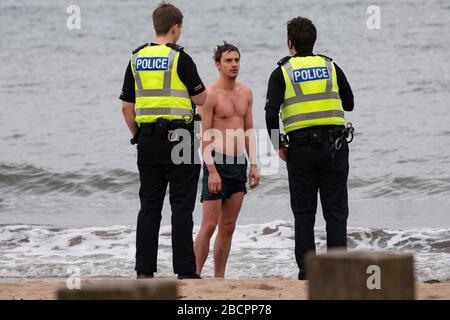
[277,56,291,66]
[166,43,184,52]
[132,43,148,54]
[317,54,333,61]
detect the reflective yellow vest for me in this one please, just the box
[130,44,193,124]
[280,55,345,133]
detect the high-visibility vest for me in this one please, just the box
[130,44,193,124]
[280,55,345,133]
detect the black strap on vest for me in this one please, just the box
[132,43,148,54]
[277,56,291,66]
[165,43,184,52]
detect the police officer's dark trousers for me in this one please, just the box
[135,126,200,275]
[287,126,349,275]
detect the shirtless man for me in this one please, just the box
[194,42,260,278]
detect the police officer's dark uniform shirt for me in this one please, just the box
[119,43,205,103]
[265,51,354,147]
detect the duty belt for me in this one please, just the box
[279,123,355,169]
[131,115,201,145]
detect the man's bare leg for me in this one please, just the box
[194,199,222,275]
[213,192,245,278]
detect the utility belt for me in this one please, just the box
[284,123,355,169]
[141,118,194,142]
[283,123,354,149]
[287,125,344,146]
[131,115,201,145]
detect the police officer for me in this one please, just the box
[265,17,354,280]
[120,2,207,279]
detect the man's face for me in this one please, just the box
[216,50,240,79]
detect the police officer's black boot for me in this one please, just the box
[177,272,202,280]
[137,272,154,279]
[298,271,306,280]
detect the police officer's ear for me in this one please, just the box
[170,23,182,42]
[287,40,297,55]
[287,40,294,51]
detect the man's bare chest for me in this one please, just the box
[214,92,247,119]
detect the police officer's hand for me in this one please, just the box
[249,165,260,189]
[208,171,222,194]
[277,147,288,162]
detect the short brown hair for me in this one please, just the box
[287,17,317,52]
[213,41,240,63]
[152,2,183,36]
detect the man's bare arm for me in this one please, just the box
[191,89,207,106]
[244,88,257,166]
[199,90,222,193]
[199,91,217,172]
[122,101,138,136]
[244,88,260,189]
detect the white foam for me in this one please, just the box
[0,222,449,281]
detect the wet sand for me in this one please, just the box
[0,278,449,300]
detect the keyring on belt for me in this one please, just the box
[334,137,343,151]
[345,122,354,144]
[331,122,355,152]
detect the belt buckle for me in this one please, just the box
[167,130,179,142]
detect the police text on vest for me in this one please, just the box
[136,57,169,71]
[292,67,329,83]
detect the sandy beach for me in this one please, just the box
[0,278,448,300]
